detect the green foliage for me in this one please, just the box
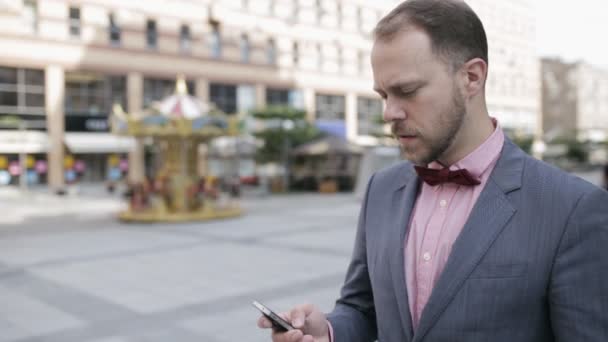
[512,136,534,154]
[252,106,322,164]
[251,106,307,121]
[550,136,590,163]
[565,139,588,163]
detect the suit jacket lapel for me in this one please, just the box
[413,139,524,342]
[388,164,420,340]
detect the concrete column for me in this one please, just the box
[45,65,65,192]
[304,88,316,122]
[345,92,357,141]
[195,78,209,103]
[255,84,266,109]
[127,72,145,183]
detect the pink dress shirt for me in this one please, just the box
[405,122,504,329]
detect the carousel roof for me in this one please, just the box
[156,79,211,119]
[111,77,231,138]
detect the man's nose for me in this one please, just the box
[383,99,407,122]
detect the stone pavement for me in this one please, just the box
[0,167,603,342]
[0,192,360,342]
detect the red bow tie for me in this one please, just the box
[414,166,481,186]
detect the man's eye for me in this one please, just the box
[400,89,417,97]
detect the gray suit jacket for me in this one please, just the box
[327,138,608,342]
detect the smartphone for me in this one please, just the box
[252,300,295,332]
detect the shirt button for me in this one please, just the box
[440,200,447,207]
[422,252,431,261]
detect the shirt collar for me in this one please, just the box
[428,118,504,180]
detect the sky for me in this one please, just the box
[535,0,608,68]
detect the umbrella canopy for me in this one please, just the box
[292,135,363,156]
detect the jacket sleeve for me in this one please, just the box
[326,174,378,342]
[550,187,608,341]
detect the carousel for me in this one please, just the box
[110,77,243,222]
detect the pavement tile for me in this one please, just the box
[32,241,350,315]
[0,284,84,341]
[180,287,340,342]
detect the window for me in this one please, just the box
[337,47,343,73]
[266,88,304,109]
[357,51,366,74]
[266,88,290,106]
[315,94,345,120]
[23,0,38,32]
[69,6,81,38]
[240,34,250,63]
[357,97,383,136]
[209,83,237,114]
[180,24,191,53]
[108,13,121,46]
[292,41,299,67]
[316,0,323,24]
[65,73,126,117]
[317,44,323,70]
[146,19,157,49]
[292,1,299,20]
[143,77,195,108]
[267,38,276,65]
[237,85,256,114]
[0,67,45,115]
[210,23,222,58]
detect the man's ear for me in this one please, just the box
[460,58,488,99]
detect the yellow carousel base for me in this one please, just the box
[118,206,243,223]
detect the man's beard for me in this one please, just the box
[392,90,466,165]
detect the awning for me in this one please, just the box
[64,132,135,154]
[292,135,364,156]
[0,130,49,154]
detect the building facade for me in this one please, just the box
[467,0,540,137]
[0,0,538,189]
[542,58,608,142]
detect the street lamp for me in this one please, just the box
[281,119,294,192]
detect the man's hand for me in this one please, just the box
[257,303,330,342]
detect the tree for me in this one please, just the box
[251,106,323,164]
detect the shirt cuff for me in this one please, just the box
[327,319,334,342]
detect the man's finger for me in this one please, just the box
[302,334,315,342]
[257,316,272,329]
[289,304,315,329]
[271,328,303,342]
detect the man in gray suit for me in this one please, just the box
[257,0,608,341]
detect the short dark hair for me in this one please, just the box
[374,0,488,71]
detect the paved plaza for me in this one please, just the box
[0,168,603,342]
[0,190,361,342]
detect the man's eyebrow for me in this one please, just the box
[388,80,425,90]
[374,80,425,94]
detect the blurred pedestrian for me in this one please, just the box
[257,1,608,341]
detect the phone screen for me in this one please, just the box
[252,300,295,332]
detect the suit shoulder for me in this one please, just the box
[373,161,413,182]
[522,154,600,197]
